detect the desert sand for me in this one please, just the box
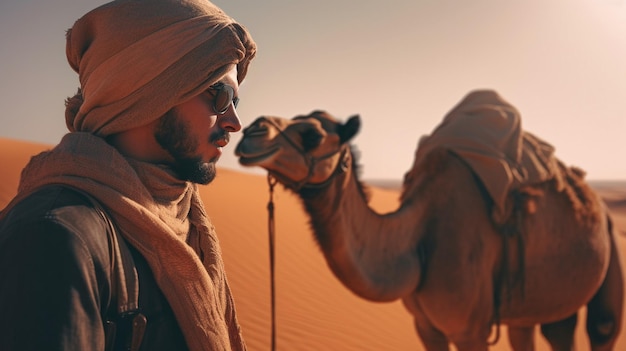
[1,136,625,351]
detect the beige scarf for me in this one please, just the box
[1,1,257,350]
[2,133,245,350]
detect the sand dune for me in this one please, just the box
[1,137,625,350]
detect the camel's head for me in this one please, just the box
[235,110,361,190]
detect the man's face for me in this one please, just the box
[154,67,241,184]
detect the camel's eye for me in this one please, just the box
[300,128,323,152]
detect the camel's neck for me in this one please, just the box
[297,151,424,302]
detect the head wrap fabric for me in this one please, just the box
[65,0,257,136]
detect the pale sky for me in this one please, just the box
[1,0,625,181]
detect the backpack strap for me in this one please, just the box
[100,207,139,314]
[77,189,146,351]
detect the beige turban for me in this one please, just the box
[65,0,257,136]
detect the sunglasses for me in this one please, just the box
[207,82,239,115]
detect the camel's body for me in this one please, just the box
[235,103,623,351]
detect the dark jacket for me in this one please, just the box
[0,185,188,351]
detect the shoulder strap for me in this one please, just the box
[61,187,138,314]
[74,189,146,351]
[92,199,139,314]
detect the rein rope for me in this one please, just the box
[267,174,278,351]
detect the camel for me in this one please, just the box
[234,90,624,351]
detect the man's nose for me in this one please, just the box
[219,106,242,132]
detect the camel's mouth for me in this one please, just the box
[242,126,269,138]
[236,146,280,167]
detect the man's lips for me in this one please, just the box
[212,133,230,148]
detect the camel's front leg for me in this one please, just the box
[447,326,492,351]
[407,301,492,351]
[412,314,450,351]
[508,325,536,351]
[413,316,493,351]
[404,297,450,351]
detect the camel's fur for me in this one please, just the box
[235,110,624,351]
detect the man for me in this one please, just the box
[0,1,256,350]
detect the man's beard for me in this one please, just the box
[154,109,221,184]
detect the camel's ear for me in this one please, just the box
[338,115,361,144]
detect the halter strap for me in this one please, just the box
[262,117,351,191]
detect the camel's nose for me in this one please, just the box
[242,116,271,137]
